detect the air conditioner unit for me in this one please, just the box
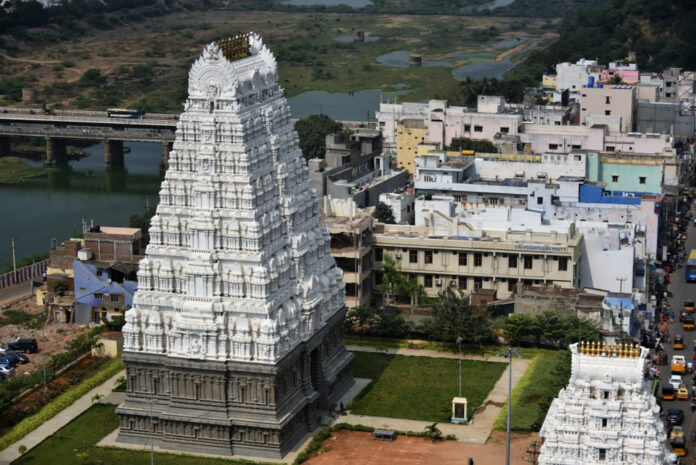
[436,279,442,286]
[395,253,402,259]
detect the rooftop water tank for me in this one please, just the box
[588,76,595,88]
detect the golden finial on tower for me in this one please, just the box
[217,32,251,62]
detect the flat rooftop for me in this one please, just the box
[88,227,142,237]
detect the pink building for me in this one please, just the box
[427,107,523,148]
[600,61,640,84]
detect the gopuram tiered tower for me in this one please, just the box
[539,342,668,465]
[116,33,354,459]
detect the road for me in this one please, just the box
[658,200,696,458]
[0,280,33,307]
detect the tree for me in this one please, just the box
[447,137,498,154]
[373,202,396,224]
[378,254,402,306]
[129,206,156,247]
[430,286,495,344]
[293,114,345,159]
[501,310,600,348]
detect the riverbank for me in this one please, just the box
[0,157,52,184]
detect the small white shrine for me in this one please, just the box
[539,342,668,465]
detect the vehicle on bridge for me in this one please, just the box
[686,250,696,282]
[106,108,145,119]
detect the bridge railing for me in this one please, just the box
[0,124,175,142]
[0,260,48,290]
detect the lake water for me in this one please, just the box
[475,0,516,10]
[333,35,381,43]
[0,142,163,267]
[287,89,384,121]
[284,0,373,6]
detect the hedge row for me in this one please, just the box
[0,358,123,451]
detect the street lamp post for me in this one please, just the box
[498,347,521,465]
[457,336,463,398]
[150,398,158,465]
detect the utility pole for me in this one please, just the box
[617,276,628,342]
[457,336,463,397]
[41,312,46,393]
[11,235,17,283]
[498,347,522,465]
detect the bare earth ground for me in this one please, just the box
[306,430,540,465]
[0,294,88,374]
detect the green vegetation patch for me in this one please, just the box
[349,352,505,422]
[13,404,277,465]
[492,350,570,432]
[0,158,52,184]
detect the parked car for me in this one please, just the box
[0,357,17,368]
[7,338,38,353]
[0,365,14,379]
[667,408,685,425]
[670,375,683,390]
[0,344,7,354]
[3,351,28,364]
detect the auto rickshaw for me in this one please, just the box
[684,319,695,331]
[684,301,695,313]
[664,385,676,400]
[671,427,687,456]
[678,387,690,400]
[674,335,685,349]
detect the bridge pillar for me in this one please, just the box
[45,137,67,164]
[105,140,124,168]
[0,136,10,157]
[162,141,173,170]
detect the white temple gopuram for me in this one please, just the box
[539,342,668,465]
[116,33,354,459]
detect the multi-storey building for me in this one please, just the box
[539,342,667,465]
[373,210,581,299]
[580,85,636,133]
[325,216,373,309]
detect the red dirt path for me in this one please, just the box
[306,430,540,465]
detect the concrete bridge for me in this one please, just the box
[0,107,177,167]
[0,106,376,167]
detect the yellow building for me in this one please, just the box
[396,119,428,172]
[542,74,557,89]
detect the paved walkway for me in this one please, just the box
[0,370,125,465]
[338,345,531,444]
[0,281,33,307]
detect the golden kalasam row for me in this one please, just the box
[217,33,251,61]
[578,340,640,358]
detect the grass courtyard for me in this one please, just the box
[349,352,506,422]
[13,404,272,465]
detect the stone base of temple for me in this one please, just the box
[115,310,354,459]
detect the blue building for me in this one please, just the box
[73,260,137,325]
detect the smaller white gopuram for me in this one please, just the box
[539,342,668,465]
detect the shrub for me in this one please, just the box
[0,358,123,450]
[293,427,332,464]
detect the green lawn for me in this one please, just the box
[349,352,506,422]
[0,157,51,183]
[493,350,571,432]
[13,404,274,465]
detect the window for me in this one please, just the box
[424,274,433,288]
[96,271,103,277]
[606,146,615,152]
[464,124,471,131]
[375,248,383,262]
[666,82,672,87]
[474,125,483,132]
[409,250,418,263]
[500,127,509,134]
[424,251,433,264]
[458,276,467,289]
[599,449,606,461]
[474,277,482,290]
[508,280,516,292]
[603,391,609,399]
[666,92,672,97]
[459,253,467,266]
[639,176,646,184]
[601,418,607,427]
[375,271,383,285]
[80,287,86,292]
[422,174,436,183]
[537,196,543,205]
[605,96,611,104]
[604,110,611,116]
[523,256,533,269]
[94,293,103,300]
[612,175,619,182]
[558,257,568,271]
[509,255,517,268]
[474,253,482,267]
[549,143,559,150]
[110,294,119,302]
[573,153,582,158]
